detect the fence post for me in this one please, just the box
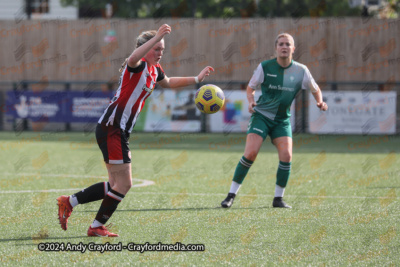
[22,82,28,131]
[301,89,306,133]
[65,82,71,131]
[0,90,4,131]
[198,82,207,133]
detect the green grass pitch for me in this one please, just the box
[0,131,399,265]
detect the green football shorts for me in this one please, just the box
[247,112,292,141]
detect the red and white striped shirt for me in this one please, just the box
[99,59,165,133]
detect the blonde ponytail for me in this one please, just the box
[119,58,128,73]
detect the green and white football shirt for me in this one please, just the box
[248,58,319,121]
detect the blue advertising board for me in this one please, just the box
[6,91,114,123]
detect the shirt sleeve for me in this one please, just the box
[248,63,264,90]
[302,66,319,93]
[127,61,146,73]
[156,64,165,82]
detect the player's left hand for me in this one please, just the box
[317,102,328,111]
[197,66,214,82]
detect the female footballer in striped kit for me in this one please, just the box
[57,24,214,237]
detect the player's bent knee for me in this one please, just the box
[126,181,133,191]
[121,181,132,194]
[113,179,132,194]
[280,153,292,162]
[244,151,258,162]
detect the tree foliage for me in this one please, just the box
[60,0,364,19]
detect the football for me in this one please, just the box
[194,84,225,114]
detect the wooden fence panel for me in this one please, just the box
[0,18,399,84]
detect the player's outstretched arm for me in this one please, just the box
[311,87,328,111]
[127,24,171,68]
[157,66,214,90]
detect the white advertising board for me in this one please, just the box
[143,90,201,132]
[308,91,397,134]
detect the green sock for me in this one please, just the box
[276,161,291,187]
[232,156,253,184]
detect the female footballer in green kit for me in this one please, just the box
[221,33,328,208]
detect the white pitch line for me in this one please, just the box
[0,179,154,194]
[3,173,156,180]
[2,173,154,187]
[133,179,155,188]
[0,188,82,194]
[4,173,109,179]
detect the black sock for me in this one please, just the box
[95,189,125,224]
[74,182,110,204]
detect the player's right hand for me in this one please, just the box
[156,24,171,40]
[249,102,257,113]
[317,102,328,111]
